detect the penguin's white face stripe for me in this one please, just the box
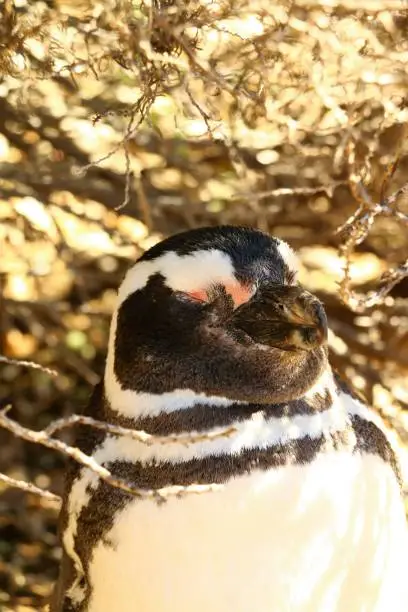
[105,241,301,419]
[118,241,298,307]
[105,379,242,418]
[105,248,259,418]
[276,239,300,282]
[104,313,243,419]
[118,248,254,308]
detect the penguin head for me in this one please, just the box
[105,226,328,414]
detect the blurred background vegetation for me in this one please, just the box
[1,0,408,609]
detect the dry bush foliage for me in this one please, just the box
[1,0,408,609]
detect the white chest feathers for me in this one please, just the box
[85,452,408,612]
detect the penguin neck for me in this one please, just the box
[103,310,245,423]
[103,359,339,433]
[97,365,359,473]
[104,307,337,425]
[105,384,242,422]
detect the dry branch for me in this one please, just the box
[0,407,233,503]
[0,355,59,377]
[338,144,408,312]
[234,181,348,201]
[43,413,237,446]
[0,472,61,505]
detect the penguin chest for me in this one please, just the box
[86,452,408,612]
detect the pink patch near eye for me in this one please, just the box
[225,283,253,307]
[187,290,208,302]
[186,284,252,306]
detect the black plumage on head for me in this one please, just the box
[112,226,329,405]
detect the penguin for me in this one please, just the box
[51,225,408,612]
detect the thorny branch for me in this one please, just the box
[337,140,408,312]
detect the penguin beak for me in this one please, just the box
[230,285,328,351]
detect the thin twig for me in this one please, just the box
[135,175,153,230]
[0,355,59,377]
[43,413,238,445]
[114,142,133,212]
[0,473,61,505]
[235,181,348,201]
[337,142,408,311]
[0,409,225,502]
